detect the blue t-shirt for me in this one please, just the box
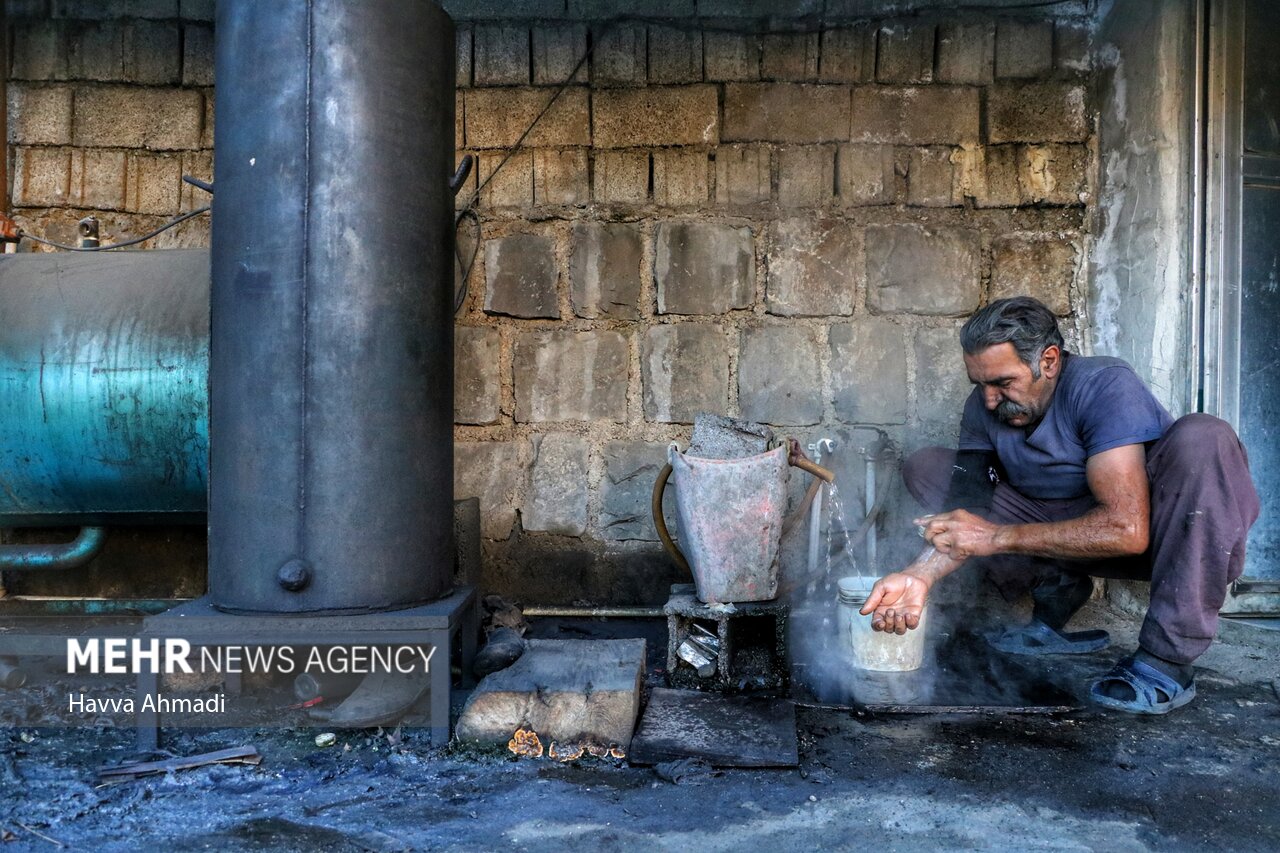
[957,353,1173,500]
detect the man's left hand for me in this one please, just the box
[915,509,1001,560]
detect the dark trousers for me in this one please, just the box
[903,414,1260,665]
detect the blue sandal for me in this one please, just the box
[987,618,1110,656]
[1089,658,1197,715]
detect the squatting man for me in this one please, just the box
[859,297,1259,714]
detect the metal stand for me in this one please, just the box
[135,586,477,752]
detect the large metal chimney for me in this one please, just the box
[209,0,456,613]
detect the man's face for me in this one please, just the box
[962,342,1061,428]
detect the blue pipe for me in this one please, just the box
[0,526,108,571]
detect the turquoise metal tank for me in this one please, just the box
[0,250,210,528]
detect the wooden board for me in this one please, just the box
[455,639,645,750]
[629,688,798,767]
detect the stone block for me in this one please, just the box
[124,151,182,214]
[570,221,643,320]
[714,145,771,206]
[592,150,649,203]
[906,147,957,207]
[454,441,528,540]
[995,20,1053,79]
[990,232,1078,315]
[457,24,473,87]
[988,82,1088,143]
[532,24,587,85]
[652,149,710,207]
[1019,143,1088,205]
[1055,22,1091,74]
[464,87,590,148]
[837,144,895,206]
[514,330,629,422]
[850,86,980,145]
[455,326,501,425]
[600,441,670,541]
[704,32,758,81]
[8,84,73,145]
[817,25,875,83]
[179,150,213,212]
[11,20,68,81]
[936,22,994,84]
[72,85,203,150]
[51,0,177,18]
[723,83,851,143]
[201,91,214,148]
[593,85,719,147]
[525,434,590,536]
[534,149,589,206]
[951,144,1020,208]
[477,150,534,208]
[71,148,128,209]
[182,23,214,86]
[865,224,981,316]
[761,32,819,81]
[829,319,908,424]
[642,324,731,423]
[648,25,702,84]
[484,233,558,319]
[443,0,564,19]
[13,147,71,207]
[766,217,860,317]
[654,221,754,315]
[876,23,934,83]
[592,23,646,86]
[179,0,214,20]
[474,25,530,86]
[913,326,970,436]
[777,146,835,208]
[738,326,824,426]
[699,0,822,15]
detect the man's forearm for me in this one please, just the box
[903,545,967,587]
[992,506,1148,560]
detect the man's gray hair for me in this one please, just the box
[960,296,1064,379]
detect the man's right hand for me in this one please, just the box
[859,571,931,634]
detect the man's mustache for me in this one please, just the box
[996,399,1034,422]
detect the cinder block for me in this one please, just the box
[936,22,994,84]
[124,150,182,214]
[125,21,181,84]
[850,86,980,145]
[182,24,214,86]
[723,83,851,143]
[474,25,530,86]
[699,0,821,15]
[70,149,128,209]
[525,433,590,536]
[179,150,212,212]
[455,326,501,426]
[761,32,819,81]
[179,0,214,21]
[13,146,72,208]
[818,25,875,83]
[649,25,702,84]
[477,150,534,208]
[592,150,649,203]
[444,0,564,20]
[464,87,590,149]
[876,23,934,83]
[837,144,895,206]
[51,0,177,19]
[534,149,589,206]
[8,84,74,145]
[914,326,970,437]
[570,221,643,319]
[642,324,732,423]
[484,232,559,319]
[72,85,204,149]
[738,325,824,426]
[777,145,836,207]
[532,24,587,85]
[766,217,860,317]
[592,23,646,86]
[600,441,670,541]
[830,319,908,424]
[454,441,528,540]
[10,20,68,81]
[704,32,758,82]
[995,21,1053,79]
[906,147,957,207]
[988,82,1088,143]
[951,144,1020,208]
[201,91,214,148]
[654,221,755,315]
[67,21,124,80]
[652,149,710,207]
[457,25,474,87]
[513,330,629,422]
[990,232,1078,315]
[593,85,719,147]
[1019,143,1088,205]
[1055,22,1092,74]
[865,224,981,316]
[714,145,771,206]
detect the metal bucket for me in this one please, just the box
[667,444,790,604]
